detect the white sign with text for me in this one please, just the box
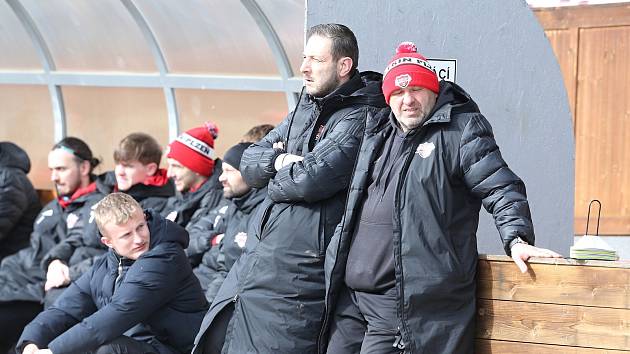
[428,59,457,83]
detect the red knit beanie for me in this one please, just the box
[167,122,219,177]
[382,42,439,104]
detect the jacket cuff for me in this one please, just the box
[506,236,529,256]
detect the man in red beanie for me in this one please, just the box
[163,122,225,236]
[321,42,562,353]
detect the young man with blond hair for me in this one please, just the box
[41,133,175,305]
[18,193,207,354]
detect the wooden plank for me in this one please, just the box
[544,28,578,125]
[477,258,630,309]
[476,339,630,354]
[476,299,630,350]
[534,3,630,30]
[574,26,630,236]
[480,255,630,269]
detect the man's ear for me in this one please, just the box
[79,160,91,178]
[145,162,158,176]
[100,236,113,249]
[337,57,353,78]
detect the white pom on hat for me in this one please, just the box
[396,42,418,54]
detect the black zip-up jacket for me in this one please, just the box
[17,210,208,354]
[321,81,535,353]
[0,142,41,260]
[162,159,224,230]
[192,70,387,354]
[41,170,176,281]
[0,185,103,302]
[193,187,266,303]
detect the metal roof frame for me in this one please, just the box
[2,0,303,140]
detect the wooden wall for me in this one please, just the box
[534,4,630,236]
[476,255,630,353]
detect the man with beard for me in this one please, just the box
[41,133,176,306]
[321,42,562,354]
[190,142,267,306]
[192,23,387,354]
[0,137,103,352]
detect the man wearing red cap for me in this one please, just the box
[162,123,224,229]
[321,42,562,353]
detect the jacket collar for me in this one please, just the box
[231,187,267,214]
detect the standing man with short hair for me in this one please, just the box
[192,23,387,354]
[17,193,208,354]
[0,137,103,352]
[321,42,562,354]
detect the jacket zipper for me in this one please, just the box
[393,130,426,352]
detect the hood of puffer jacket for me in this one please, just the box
[146,208,189,249]
[0,142,31,173]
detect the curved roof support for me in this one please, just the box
[241,0,300,109]
[7,0,66,142]
[121,0,180,141]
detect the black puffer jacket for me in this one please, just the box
[192,71,387,354]
[163,159,225,230]
[17,210,209,354]
[193,187,266,303]
[41,170,175,281]
[321,81,535,353]
[0,184,103,302]
[0,142,41,259]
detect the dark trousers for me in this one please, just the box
[201,304,235,354]
[88,336,157,354]
[326,286,405,354]
[0,300,42,354]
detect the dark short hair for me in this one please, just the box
[306,23,359,72]
[241,124,274,143]
[114,133,162,166]
[52,136,100,174]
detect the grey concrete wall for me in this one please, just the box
[306,0,574,255]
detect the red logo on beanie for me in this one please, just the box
[395,74,411,88]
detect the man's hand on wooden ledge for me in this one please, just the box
[511,243,563,273]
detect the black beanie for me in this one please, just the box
[222,142,251,171]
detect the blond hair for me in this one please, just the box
[94,193,142,235]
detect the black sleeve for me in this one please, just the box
[240,115,291,188]
[267,107,368,203]
[0,171,29,241]
[460,114,535,255]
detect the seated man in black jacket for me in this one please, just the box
[162,123,226,266]
[0,141,41,260]
[0,137,103,353]
[191,142,267,304]
[42,132,175,306]
[18,192,208,354]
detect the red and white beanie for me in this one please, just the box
[167,122,219,177]
[382,42,439,104]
